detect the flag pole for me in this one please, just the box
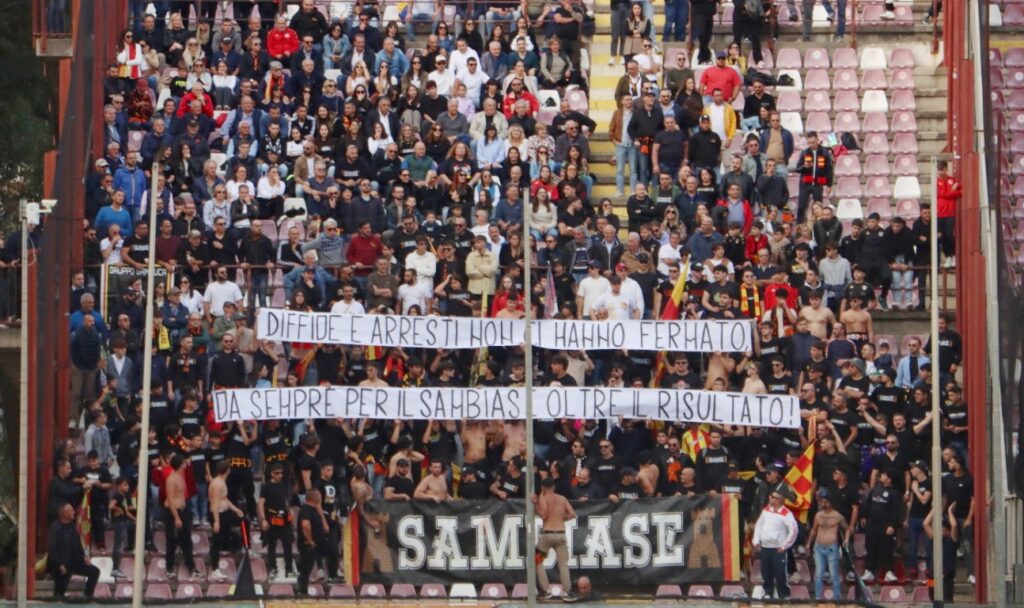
[928,156,943,603]
[523,190,537,607]
[131,162,162,608]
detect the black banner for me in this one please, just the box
[343,496,741,587]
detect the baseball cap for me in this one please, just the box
[396,458,410,467]
[168,286,181,295]
[588,260,603,269]
[95,158,109,168]
[699,114,711,122]
[636,252,650,263]
[691,262,704,272]
[716,50,727,59]
[848,358,866,373]
[615,262,627,272]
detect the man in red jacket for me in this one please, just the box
[267,14,300,61]
[936,160,961,268]
[347,221,385,277]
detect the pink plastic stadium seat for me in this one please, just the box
[566,89,589,113]
[991,48,1005,68]
[861,3,884,22]
[1006,47,1024,68]
[862,132,890,155]
[176,583,203,599]
[860,69,887,89]
[93,584,112,599]
[833,177,863,199]
[481,584,509,599]
[891,111,918,133]
[802,90,830,112]
[206,584,232,598]
[835,154,861,177]
[389,584,417,599]
[719,584,748,599]
[656,585,684,599]
[688,585,715,598]
[804,68,830,91]
[1010,90,1024,111]
[861,112,889,134]
[268,583,295,597]
[775,47,802,69]
[879,586,908,602]
[991,69,1006,89]
[146,559,168,583]
[114,584,135,599]
[144,584,173,600]
[750,50,774,68]
[803,47,830,68]
[893,154,918,176]
[863,154,890,177]
[889,47,915,68]
[890,68,916,90]
[1013,155,1024,176]
[776,90,801,112]
[307,584,325,597]
[892,132,919,154]
[891,89,917,111]
[833,68,859,91]
[328,584,357,598]
[895,199,922,222]
[833,111,860,133]
[790,585,811,599]
[1005,4,1024,25]
[360,583,387,598]
[834,89,859,112]
[511,583,529,599]
[418,583,447,599]
[864,177,892,198]
[805,111,831,133]
[912,586,933,602]
[832,47,859,69]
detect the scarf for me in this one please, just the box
[739,284,762,318]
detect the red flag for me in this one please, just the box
[77,490,92,552]
[660,254,691,320]
[783,443,815,523]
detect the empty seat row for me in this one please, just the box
[773,46,915,70]
[774,68,916,92]
[781,110,918,135]
[777,89,917,113]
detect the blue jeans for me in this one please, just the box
[741,115,763,131]
[905,516,927,571]
[663,0,689,41]
[636,149,653,188]
[248,271,270,309]
[813,542,842,599]
[640,0,655,21]
[406,12,438,41]
[614,143,638,194]
[821,0,848,34]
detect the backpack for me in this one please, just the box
[777,73,795,87]
[744,0,765,17]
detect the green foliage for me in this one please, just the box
[0,0,53,233]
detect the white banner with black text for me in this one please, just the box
[255,309,753,352]
[212,386,799,428]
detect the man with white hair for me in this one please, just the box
[301,218,346,268]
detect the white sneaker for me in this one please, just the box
[884,571,898,583]
[211,568,226,581]
[861,570,875,583]
[881,10,895,19]
[607,56,615,66]
[968,574,976,584]
[945,256,956,268]
[111,569,126,578]
[619,56,625,65]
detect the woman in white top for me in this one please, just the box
[177,277,204,314]
[210,60,238,109]
[257,165,287,210]
[345,61,371,97]
[367,122,394,157]
[374,61,398,100]
[225,165,256,201]
[99,224,124,265]
[704,242,736,281]
[530,188,558,240]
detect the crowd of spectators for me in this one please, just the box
[49,0,974,602]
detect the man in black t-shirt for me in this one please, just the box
[459,465,490,499]
[259,465,295,579]
[73,451,113,551]
[384,459,415,501]
[490,458,526,499]
[297,489,329,596]
[609,468,642,502]
[120,221,151,270]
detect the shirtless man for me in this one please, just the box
[208,460,245,580]
[799,290,835,340]
[414,461,450,502]
[501,420,527,463]
[163,454,199,579]
[806,490,848,600]
[349,464,378,532]
[637,453,661,496]
[705,352,738,389]
[838,294,873,350]
[387,436,425,477]
[358,362,390,387]
[533,477,578,601]
[461,420,490,481]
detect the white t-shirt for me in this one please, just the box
[397,281,433,314]
[457,68,490,104]
[657,243,682,276]
[619,276,646,314]
[100,237,123,265]
[331,299,366,315]
[592,291,638,320]
[203,280,244,317]
[450,47,480,79]
[576,275,610,318]
[405,250,438,288]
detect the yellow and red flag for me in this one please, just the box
[783,443,815,523]
[652,255,690,387]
